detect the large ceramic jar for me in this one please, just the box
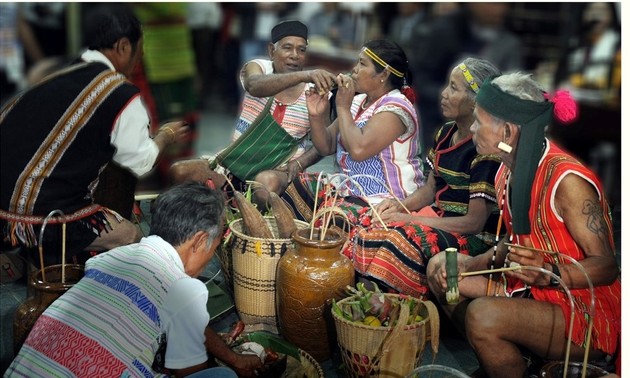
[13,264,84,354]
[276,228,355,362]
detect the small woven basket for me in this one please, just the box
[332,293,439,378]
[229,216,308,334]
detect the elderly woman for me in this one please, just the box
[335,58,502,299]
[427,72,621,377]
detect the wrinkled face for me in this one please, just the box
[441,66,475,121]
[470,106,504,155]
[270,36,307,73]
[351,50,382,93]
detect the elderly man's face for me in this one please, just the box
[269,36,307,73]
[470,106,504,155]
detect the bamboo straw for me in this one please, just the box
[486,211,505,296]
[39,209,66,283]
[61,222,66,284]
[38,244,46,282]
[504,242,559,256]
[460,265,522,277]
[309,172,326,240]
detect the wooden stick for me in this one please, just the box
[504,243,559,256]
[460,265,522,277]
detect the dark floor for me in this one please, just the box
[1,94,623,376]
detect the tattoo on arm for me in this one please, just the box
[582,199,608,245]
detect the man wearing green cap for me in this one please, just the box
[427,72,620,377]
[170,20,337,209]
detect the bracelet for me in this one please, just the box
[294,160,304,170]
[549,263,561,288]
[162,127,175,141]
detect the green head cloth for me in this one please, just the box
[475,79,553,235]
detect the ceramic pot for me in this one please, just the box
[276,227,355,361]
[13,264,84,354]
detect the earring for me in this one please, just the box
[380,79,384,83]
[498,142,513,153]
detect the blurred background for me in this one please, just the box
[0,2,621,209]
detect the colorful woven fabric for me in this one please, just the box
[7,236,207,377]
[425,122,501,244]
[234,59,311,160]
[336,90,424,201]
[500,141,621,356]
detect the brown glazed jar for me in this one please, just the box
[13,264,84,354]
[276,228,355,362]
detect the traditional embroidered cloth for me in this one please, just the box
[213,98,300,181]
[500,141,621,356]
[7,236,210,377]
[0,62,139,251]
[341,122,500,298]
[233,59,311,161]
[425,122,501,243]
[337,90,424,202]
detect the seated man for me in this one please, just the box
[170,20,337,209]
[7,182,263,378]
[427,72,621,377]
[0,7,188,265]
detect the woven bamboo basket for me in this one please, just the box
[229,216,309,334]
[332,293,440,378]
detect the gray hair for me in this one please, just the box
[459,57,501,99]
[150,182,225,248]
[491,72,546,102]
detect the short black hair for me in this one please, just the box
[150,182,225,247]
[83,5,142,51]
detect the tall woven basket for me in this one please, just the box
[229,216,308,334]
[332,293,439,378]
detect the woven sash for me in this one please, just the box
[212,97,300,181]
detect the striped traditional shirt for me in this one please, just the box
[7,236,210,377]
[336,90,424,203]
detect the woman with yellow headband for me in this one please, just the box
[333,57,503,300]
[278,40,423,225]
[306,39,423,203]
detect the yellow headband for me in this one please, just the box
[458,63,479,93]
[362,47,404,78]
